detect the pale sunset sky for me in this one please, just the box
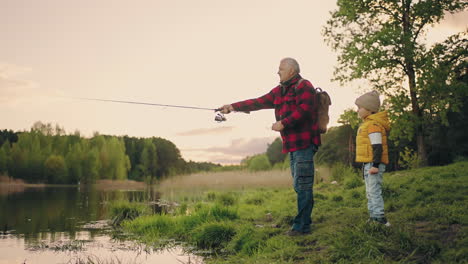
[1,1,466,164]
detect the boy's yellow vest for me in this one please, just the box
[356,111,390,164]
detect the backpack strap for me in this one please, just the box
[294,79,317,94]
[294,79,305,90]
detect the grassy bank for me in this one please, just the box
[118,162,468,263]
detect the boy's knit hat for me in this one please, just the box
[355,90,380,112]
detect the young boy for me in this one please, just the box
[355,91,391,226]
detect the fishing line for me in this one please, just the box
[74,97,232,122]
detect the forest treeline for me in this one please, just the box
[2,91,467,185]
[0,122,222,184]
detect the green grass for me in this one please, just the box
[108,200,150,226]
[121,161,468,263]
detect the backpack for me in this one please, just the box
[295,79,332,134]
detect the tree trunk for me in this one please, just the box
[402,0,428,166]
[407,68,428,166]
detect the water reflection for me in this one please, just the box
[0,185,203,264]
[0,231,204,264]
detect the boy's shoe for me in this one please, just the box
[368,217,391,227]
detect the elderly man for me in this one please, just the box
[219,58,321,236]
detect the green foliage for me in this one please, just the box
[270,155,290,171]
[1,122,221,184]
[227,226,268,256]
[399,147,420,170]
[266,137,286,166]
[216,193,238,206]
[0,129,18,147]
[315,125,355,166]
[44,155,68,184]
[108,200,149,226]
[338,109,361,129]
[205,204,239,221]
[0,142,11,174]
[81,147,100,184]
[323,0,467,165]
[192,222,236,249]
[331,195,343,202]
[344,176,363,190]
[330,162,357,183]
[425,93,468,166]
[245,154,271,172]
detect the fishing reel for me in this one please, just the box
[214,112,227,122]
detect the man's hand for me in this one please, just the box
[272,121,284,131]
[369,167,379,174]
[218,104,234,114]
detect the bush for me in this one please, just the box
[344,177,364,189]
[399,147,421,169]
[266,137,287,165]
[210,204,239,221]
[314,193,328,200]
[332,195,344,202]
[217,193,237,206]
[227,226,268,256]
[109,201,149,226]
[331,163,357,183]
[349,190,363,200]
[192,222,236,249]
[248,154,272,171]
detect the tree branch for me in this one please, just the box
[413,16,431,42]
[375,2,402,22]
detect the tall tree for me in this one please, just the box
[44,154,68,184]
[153,137,182,178]
[0,141,10,174]
[266,137,287,165]
[323,0,467,166]
[140,139,158,181]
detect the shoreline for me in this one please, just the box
[0,176,148,193]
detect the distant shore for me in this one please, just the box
[0,175,147,195]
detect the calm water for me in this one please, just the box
[0,185,203,264]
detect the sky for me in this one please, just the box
[1,1,466,164]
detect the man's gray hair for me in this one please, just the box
[281,57,300,74]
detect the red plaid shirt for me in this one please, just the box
[231,74,321,153]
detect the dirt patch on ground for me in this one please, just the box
[414,221,462,245]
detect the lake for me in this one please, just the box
[0,185,204,264]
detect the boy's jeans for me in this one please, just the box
[289,145,317,233]
[363,163,386,219]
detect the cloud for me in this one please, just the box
[0,63,65,106]
[0,63,39,105]
[181,136,277,164]
[203,137,276,156]
[176,126,234,136]
[441,10,468,30]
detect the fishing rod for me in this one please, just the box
[75,97,245,122]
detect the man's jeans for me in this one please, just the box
[289,145,317,233]
[363,163,386,219]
